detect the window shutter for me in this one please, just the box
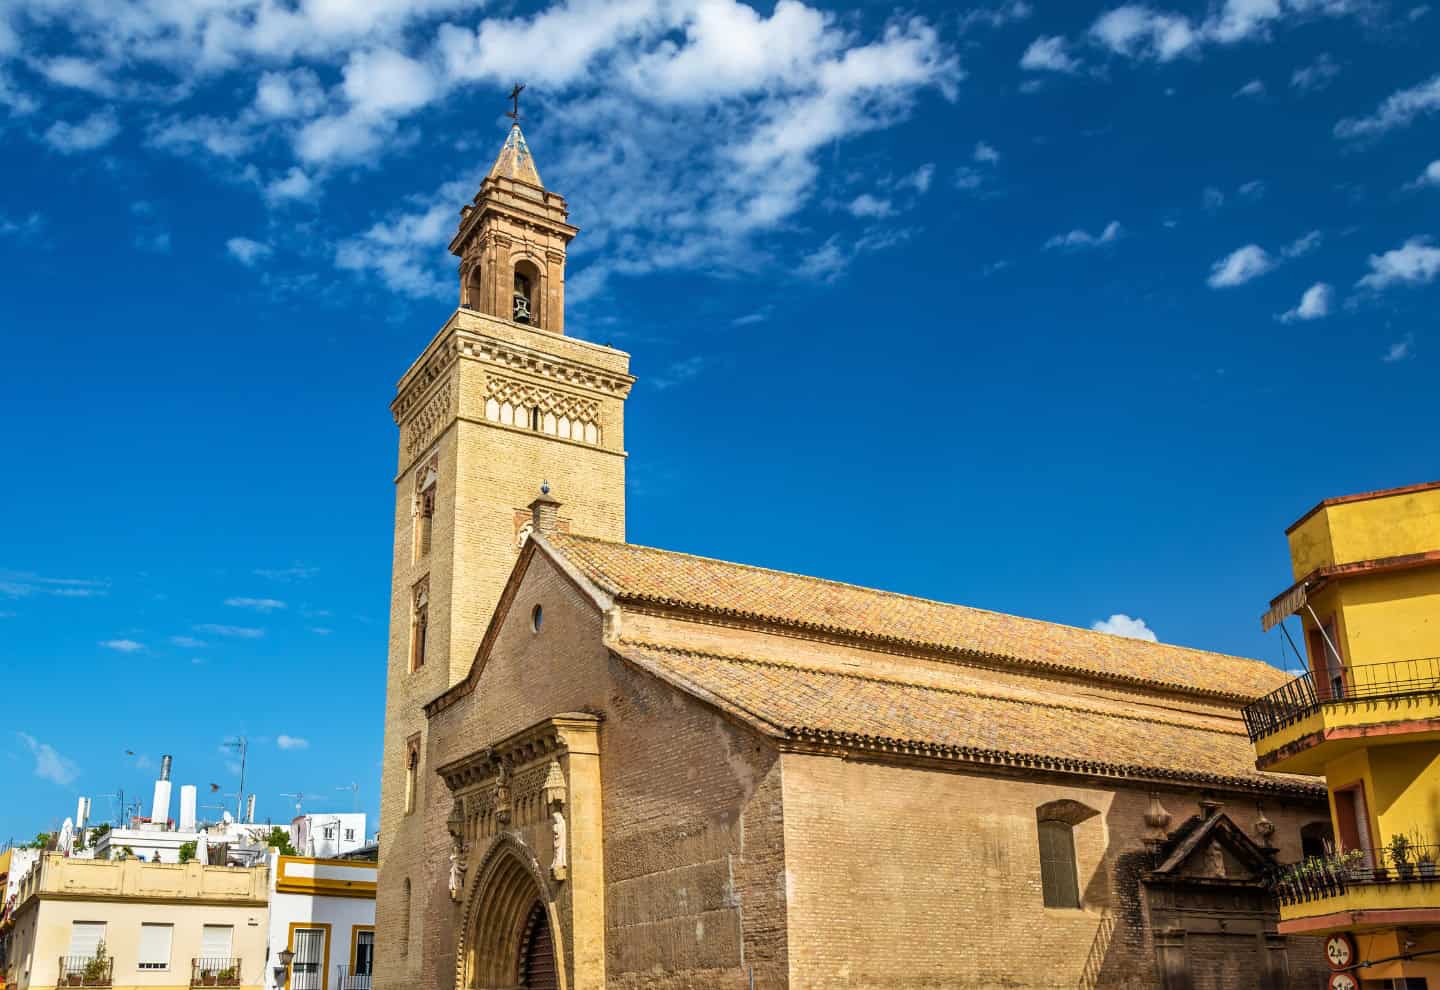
[201,925,233,959]
[138,924,173,968]
[1038,820,1081,909]
[68,923,106,958]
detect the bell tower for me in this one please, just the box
[373,114,633,990]
[453,122,574,333]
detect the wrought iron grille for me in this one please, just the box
[1273,843,1440,906]
[191,958,241,987]
[335,965,372,990]
[1241,656,1440,742]
[58,956,113,987]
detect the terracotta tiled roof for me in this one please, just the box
[549,533,1289,701]
[612,640,1322,796]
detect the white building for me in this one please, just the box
[288,815,367,859]
[265,851,375,990]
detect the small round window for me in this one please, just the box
[531,604,543,632]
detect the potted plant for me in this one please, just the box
[217,966,238,987]
[1391,833,1415,880]
[201,969,218,987]
[82,943,108,986]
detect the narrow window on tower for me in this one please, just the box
[513,259,542,326]
[409,580,429,672]
[404,736,420,815]
[513,271,533,324]
[413,458,438,563]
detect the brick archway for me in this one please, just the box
[456,834,567,990]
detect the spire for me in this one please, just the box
[489,123,543,188]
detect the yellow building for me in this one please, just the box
[2,855,268,990]
[1249,480,1440,985]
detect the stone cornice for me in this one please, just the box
[435,713,601,792]
[392,320,634,425]
[777,730,1327,800]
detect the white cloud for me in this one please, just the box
[1382,334,1416,363]
[254,69,325,119]
[99,638,144,652]
[846,193,894,218]
[265,168,316,204]
[18,732,80,786]
[0,572,108,598]
[1206,243,1274,287]
[151,115,254,158]
[226,237,273,267]
[1406,160,1440,189]
[958,0,1033,32]
[1203,186,1225,211]
[1278,282,1332,322]
[170,635,207,648]
[1335,72,1440,140]
[276,734,310,750]
[1291,52,1339,92]
[1020,35,1081,73]
[1044,220,1122,250]
[195,623,264,639]
[35,56,115,95]
[1090,6,1198,62]
[1234,78,1265,98]
[254,565,319,581]
[44,109,121,154]
[225,597,287,611]
[898,163,935,194]
[1356,236,1440,290]
[333,180,465,298]
[973,140,1000,164]
[1281,229,1322,258]
[650,356,706,390]
[1091,613,1158,642]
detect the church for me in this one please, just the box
[373,119,1333,990]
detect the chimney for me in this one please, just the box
[76,797,90,831]
[179,786,197,832]
[151,754,174,825]
[246,794,257,824]
[529,482,560,536]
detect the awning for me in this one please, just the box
[1261,582,1308,632]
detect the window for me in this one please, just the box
[291,927,326,990]
[353,929,374,981]
[67,922,106,958]
[413,459,438,563]
[1309,616,1345,699]
[404,737,420,815]
[200,925,233,962]
[1038,820,1081,908]
[410,582,429,672]
[1301,820,1335,861]
[324,826,335,840]
[345,828,355,841]
[531,604,543,633]
[138,924,173,971]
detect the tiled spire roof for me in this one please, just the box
[489,123,543,187]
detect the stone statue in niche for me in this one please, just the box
[446,797,466,901]
[494,762,513,827]
[448,844,464,900]
[1203,841,1227,879]
[550,809,568,882]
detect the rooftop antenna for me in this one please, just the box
[280,792,308,815]
[336,783,360,813]
[506,82,525,124]
[222,737,249,820]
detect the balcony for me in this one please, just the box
[1273,844,1440,935]
[191,958,241,987]
[57,956,112,988]
[335,965,372,990]
[1241,657,1440,773]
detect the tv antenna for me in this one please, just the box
[222,736,249,820]
[336,782,360,813]
[280,792,310,815]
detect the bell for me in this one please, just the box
[513,292,531,323]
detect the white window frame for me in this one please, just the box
[137,924,173,971]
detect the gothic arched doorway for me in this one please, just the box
[518,901,557,990]
[457,837,566,990]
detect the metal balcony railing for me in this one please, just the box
[335,965,372,990]
[191,958,241,987]
[1241,656,1440,742]
[1273,843,1440,906]
[58,956,112,987]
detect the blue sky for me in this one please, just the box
[2,0,1438,844]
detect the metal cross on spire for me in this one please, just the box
[506,83,526,124]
